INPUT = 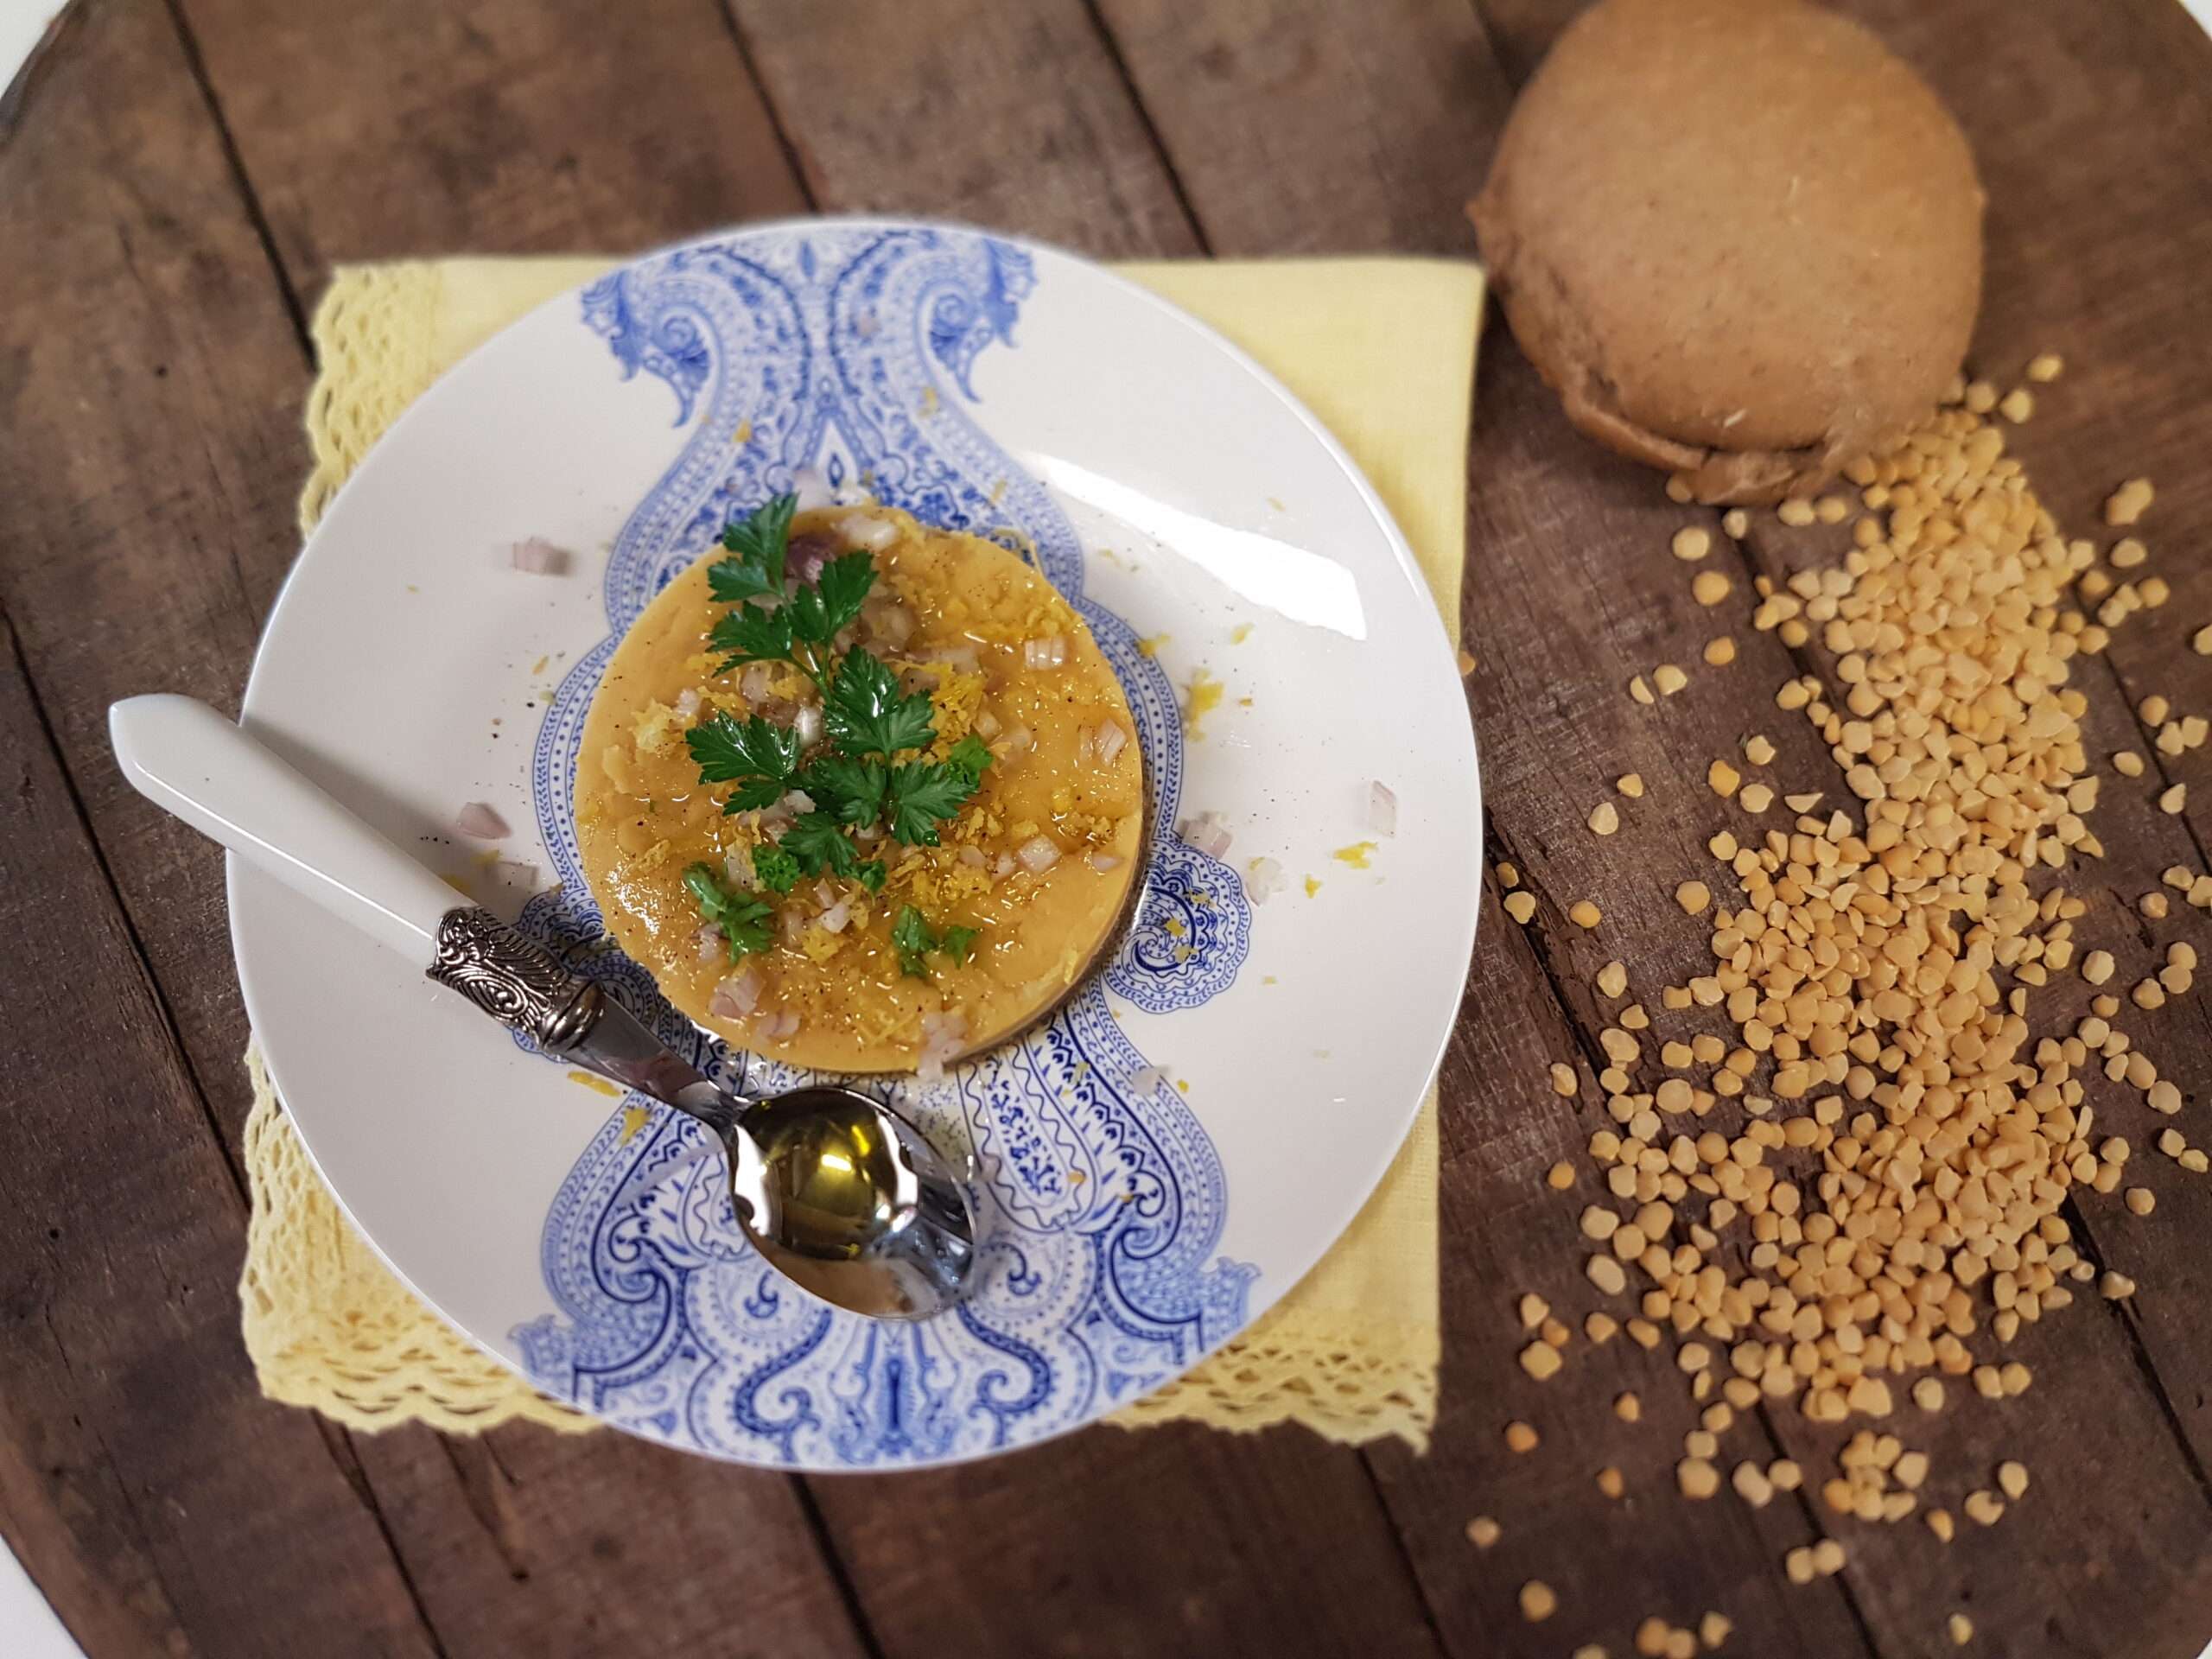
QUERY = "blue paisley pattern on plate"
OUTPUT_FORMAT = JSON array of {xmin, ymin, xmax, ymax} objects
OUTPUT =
[{"xmin": 510, "ymin": 226, "xmax": 1259, "ymax": 1467}]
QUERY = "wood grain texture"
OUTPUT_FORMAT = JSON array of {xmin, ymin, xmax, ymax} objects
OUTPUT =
[
  {"xmin": 171, "ymin": 0, "xmax": 810, "ymax": 295},
  {"xmin": 725, "ymin": 0, "xmax": 1203, "ymax": 257},
  {"xmin": 0, "ymin": 602, "xmax": 442, "ymax": 1658},
  {"xmin": 9, "ymin": 0, "xmax": 2212, "ymax": 1653}
]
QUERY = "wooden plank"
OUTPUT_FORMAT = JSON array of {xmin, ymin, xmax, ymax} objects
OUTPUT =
[
  {"xmin": 0, "ymin": 8, "xmax": 869, "ymax": 1656},
  {"xmin": 0, "ymin": 0, "xmax": 314, "ymax": 1154},
  {"xmin": 171, "ymin": 0, "xmax": 811, "ymax": 295},
  {"xmin": 726, "ymin": 0, "xmax": 1203, "ymax": 257},
  {"xmin": 0, "ymin": 610, "xmax": 442, "ymax": 1658},
  {"xmin": 339, "ymin": 1426, "xmax": 872, "ymax": 1659},
  {"xmin": 1101, "ymin": 0, "xmax": 2212, "ymax": 1651}
]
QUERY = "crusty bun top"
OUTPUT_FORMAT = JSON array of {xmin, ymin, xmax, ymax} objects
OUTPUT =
[{"xmin": 1471, "ymin": 0, "xmax": 1984, "ymax": 503}]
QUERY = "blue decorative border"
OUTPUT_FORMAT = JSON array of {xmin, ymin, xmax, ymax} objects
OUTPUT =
[{"xmin": 509, "ymin": 226, "xmax": 1258, "ymax": 1467}]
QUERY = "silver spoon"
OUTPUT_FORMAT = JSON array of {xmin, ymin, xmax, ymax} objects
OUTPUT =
[{"xmin": 109, "ymin": 694, "xmax": 978, "ymax": 1321}]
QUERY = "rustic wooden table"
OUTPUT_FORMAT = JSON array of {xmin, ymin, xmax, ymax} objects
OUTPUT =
[{"xmin": 6, "ymin": 2, "xmax": 2212, "ymax": 1655}]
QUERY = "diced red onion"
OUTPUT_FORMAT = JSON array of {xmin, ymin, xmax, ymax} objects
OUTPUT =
[
  {"xmin": 495, "ymin": 859, "xmax": 539, "ymax": 892},
  {"xmin": 957, "ymin": 845, "xmax": 987, "ymax": 868},
  {"xmin": 1244, "ymin": 856, "xmax": 1287, "ymax": 902},
  {"xmin": 709, "ymin": 964, "xmax": 763, "ymax": 1019},
  {"xmin": 454, "ymin": 801, "xmax": 511, "ymax": 840},
  {"xmin": 974, "ymin": 710, "xmax": 1001, "ymax": 740},
  {"xmin": 814, "ymin": 880, "xmax": 836, "ymax": 907},
  {"xmin": 788, "ymin": 530, "xmax": 839, "ymax": 586},
  {"xmin": 1023, "ymin": 636, "xmax": 1068, "ymax": 670},
  {"xmin": 779, "ymin": 906, "xmax": 804, "ymax": 943},
  {"xmin": 782, "ymin": 789, "xmax": 816, "ymax": 815},
  {"xmin": 1129, "ymin": 1065, "xmax": 1169, "ymax": 1095},
  {"xmin": 1094, "ymin": 721, "xmax": 1129, "ymax": 766},
  {"xmin": 994, "ymin": 854, "xmax": 1015, "ymax": 877},
  {"xmin": 1017, "ymin": 835, "xmax": 1061, "ymax": 874},
  {"xmin": 509, "ymin": 537, "xmax": 569, "ymax": 575},
  {"xmin": 820, "ymin": 899, "xmax": 852, "ymax": 935},
  {"xmin": 741, "ymin": 664, "xmax": 774, "ymax": 704},
  {"xmin": 791, "ymin": 467, "xmax": 835, "ymax": 512},
  {"xmin": 916, "ymin": 1009, "xmax": 969, "ymax": 1082},
  {"xmin": 1179, "ymin": 810, "xmax": 1231, "ymax": 860},
  {"xmin": 853, "ymin": 822, "xmax": 881, "ymax": 842},
  {"xmin": 674, "ymin": 688, "xmax": 702, "ymax": 720},
  {"xmin": 1087, "ymin": 854, "xmax": 1122, "ymax": 874},
  {"xmin": 867, "ymin": 602, "xmax": 916, "ymax": 651},
  {"xmin": 1001, "ymin": 725, "xmax": 1034, "ymax": 759},
  {"xmin": 696, "ymin": 925, "xmax": 725, "ymax": 965},
  {"xmin": 1369, "ymin": 779, "xmax": 1399, "ymax": 838},
  {"xmin": 724, "ymin": 847, "xmax": 756, "ymax": 888},
  {"xmin": 793, "ymin": 704, "xmax": 823, "ymax": 748},
  {"xmin": 836, "ymin": 512, "xmax": 900, "ymax": 552},
  {"xmin": 934, "ymin": 643, "xmax": 980, "ymax": 672},
  {"xmin": 1076, "ymin": 726, "xmax": 1095, "ymax": 765}
]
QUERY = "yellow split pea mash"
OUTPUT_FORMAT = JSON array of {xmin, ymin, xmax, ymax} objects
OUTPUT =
[{"xmin": 575, "ymin": 505, "xmax": 1144, "ymax": 1073}]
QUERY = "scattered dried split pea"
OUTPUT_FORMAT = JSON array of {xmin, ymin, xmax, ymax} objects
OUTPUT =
[
  {"xmin": 1615, "ymin": 1391, "xmax": 1642, "ymax": 1422},
  {"xmin": 2126, "ymin": 1186, "xmax": 2157, "ymax": 1216},
  {"xmin": 1503, "ymin": 891, "xmax": 1537, "ymax": 925},
  {"xmin": 1520, "ymin": 1580, "xmax": 1557, "ymax": 1623},
  {"xmin": 1518, "ymin": 1293, "xmax": 1549, "ymax": 1328},
  {"xmin": 1667, "ymin": 473, "xmax": 1694, "ymax": 504},
  {"xmin": 1598, "ymin": 1465, "xmax": 1625, "ymax": 1498},
  {"xmin": 1962, "ymin": 1491, "xmax": 2005, "ymax": 1527},
  {"xmin": 1963, "ymin": 379, "xmax": 1998, "ymax": 413},
  {"xmin": 1707, "ymin": 760, "xmax": 1740, "ymax": 797},
  {"xmin": 1738, "ymin": 783, "xmax": 1774, "ymax": 814},
  {"xmin": 1546, "ymin": 1160, "xmax": 1575, "ymax": 1190},
  {"xmin": 1520, "ymin": 1341, "xmax": 1562, "ymax": 1381},
  {"xmin": 2111, "ymin": 537, "xmax": 2148, "ymax": 569},
  {"xmin": 1777, "ymin": 499, "xmax": 1816, "ymax": 527},
  {"xmin": 1999, "ymin": 387, "xmax": 2034, "ymax": 423},
  {"xmin": 1550, "ymin": 1062, "xmax": 1580, "ymax": 1096},
  {"xmin": 1597, "ymin": 960, "xmax": 1628, "ymax": 997},
  {"xmin": 1466, "ymin": 1516, "xmax": 1500, "ymax": 1548},
  {"xmin": 2105, "ymin": 477, "xmax": 2155, "ymax": 525},
  {"xmin": 1690, "ymin": 570, "xmax": 1732, "ymax": 607},
  {"xmin": 1504, "ymin": 1420, "xmax": 1539, "ymax": 1452},
  {"xmin": 2194, "ymin": 624, "xmax": 2212, "ymax": 656},
  {"xmin": 1810, "ymin": 1540, "xmax": 1846, "ymax": 1576},
  {"xmin": 1673, "ymin": 527, "xmax": 1712, "ymax": 561},
  {"xmin": 1654, "ymin": 664, "xmax": 1689, "ymax": 696},
  {"xmin": 2027, "ymin": 352, "xmax": 2063, "ymax": 382},
  {"xmin": 1949, "ymin": 1612, "xmax": 1975, "ymax": 1646},
  {"xmin": 2159, "ymin": 784, "xmax": 2187, "ymax": 815},
  {"xmin": 1568, "ymin": 900, "xmax": 1603, "ymax": 929},
  {"xmin": 1704, "ymin": 636, "xmax": 1737, "ymax": 667},
  {"xmin": 2102, "ymin": 1271, "xmax": 2137, "ymax": 1299},
  {"xmin": 1497, "ymin": 862, "xmax": 1519, "ymax": 887},
  {"xmin": 1722, "ymin": 508, "xmax": 1750, "ymax": 537},
  {"xmin": 1677, "ymin": 1458, "xmax": 1719, "ymax": 1499},
  {"xmin": 2113, "ymin": 750, "xmax": 2145, "ymax": 777},
  {"xmin": 1618, "ymin": 773, "xmax": 1646, "ymax": 798},
  {"xmin": 1997, "ymin": 1461, "xmax": 2030, "ymax": 1500},
  {"xmin": 1630, "ymin": 674, "xmax": 1656, "ymax": 705},
  {"xmin": 1927, "ymin": 1510, "xmax": 1956, "ymax": 1543},
  {"xmin": 1590, "ymin": 801, "xmax": 1621, "ymax": 836},
  {"xmin": 1700, "ymin": 1612, "xmax": 1732, "ymax": 1649},
  {"xmin": 2142, "ymin": 694, "xmax": 2171, "ymax": 724},
  {"xmin": 1675, "ymin": 880, "xmax": 1712, "ymax": 915},
  {"xmin": 1743, "ymin": 734, "xmax": 1776, "ymax": 766},
  {"xmin": 2083, "ymin": 950, "xmax": 2115, "ymax": 985}
]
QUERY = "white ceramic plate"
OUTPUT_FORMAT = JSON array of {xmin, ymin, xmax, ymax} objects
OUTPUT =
[{"xmin": 236, "ymin": 219, "xmax": 1480, "ymax": 1469}]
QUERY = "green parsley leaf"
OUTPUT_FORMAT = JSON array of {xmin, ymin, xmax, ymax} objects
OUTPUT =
[
  {"xmin": 823, "ymin": 647, "xmax": 936, "ymax": 759},
  {"xmin": 709, "ymin": 603, "xmax": 793, "ymax": 670},
  {"xmin": 723, "ymin": 776, "xmax": 789, "ymax": 815},
  {"xmin": 709, "ymin": 494, "xmax": 797, "ymax": 601},
  {"xmin": 940, "ymin": 925, "xmax": 979, "ymax": 966},
  {"xmin": 884, "ymin": 760, "xmax": 979, "ymax": 845},
  {"xmin": 786, "ymin": 551, "xmax": 875, "ymax": 645},
  {"xmin": 749, "ymin": 842, "xmax": 802, "ymax": 894},
  {"xmin": 891, "ymin": 905, "xmax": 936, "ymax": 978},
  {"xmin": 782, "ymin": 811, "xmax": 862, "ymax": 880},
  {"xmin": 944, "ymin": 732, "xmax": 994, "ymax": 782},
  {"xmin": 683, "ymin": 862, "xmax": 776, "ymax": 958},
  {"xmin": 798, "ymin": 752, "xmax": 888, "ymax": 826},
  {"xmin": 687, "ymin": 712, "xmax": 801, "ymax": 787},
  {"xmin": 854, "ymin": 859, "xmax": 887, "ymax": 893}
]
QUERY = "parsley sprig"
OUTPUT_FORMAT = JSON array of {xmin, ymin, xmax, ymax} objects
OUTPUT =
[
  {"xmin": 681, "ymin": 495, "xmax": 996, "ymax": 943},
  {"xmin": 892, "ymin": 905, "xmax": 981, "ymax": 979},
  {"xmin": 683, "ymin": 863, "xmax": 776, "ymax": 959}
]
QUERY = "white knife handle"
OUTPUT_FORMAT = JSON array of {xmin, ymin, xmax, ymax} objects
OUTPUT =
[{"xmin": 108, "ymin": 693, "xmax": 463, "ymax": 961}]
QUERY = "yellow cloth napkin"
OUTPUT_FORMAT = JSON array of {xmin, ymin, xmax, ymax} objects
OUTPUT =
[{"xmin": 246, "ymin": 253, "xmax": 1483, "ymax": 1451}]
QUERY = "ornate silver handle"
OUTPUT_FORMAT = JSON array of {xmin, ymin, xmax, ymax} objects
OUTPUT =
[{"xmin": 426, "ymin": 906, "xmax": 603, "ymax": 1052}]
